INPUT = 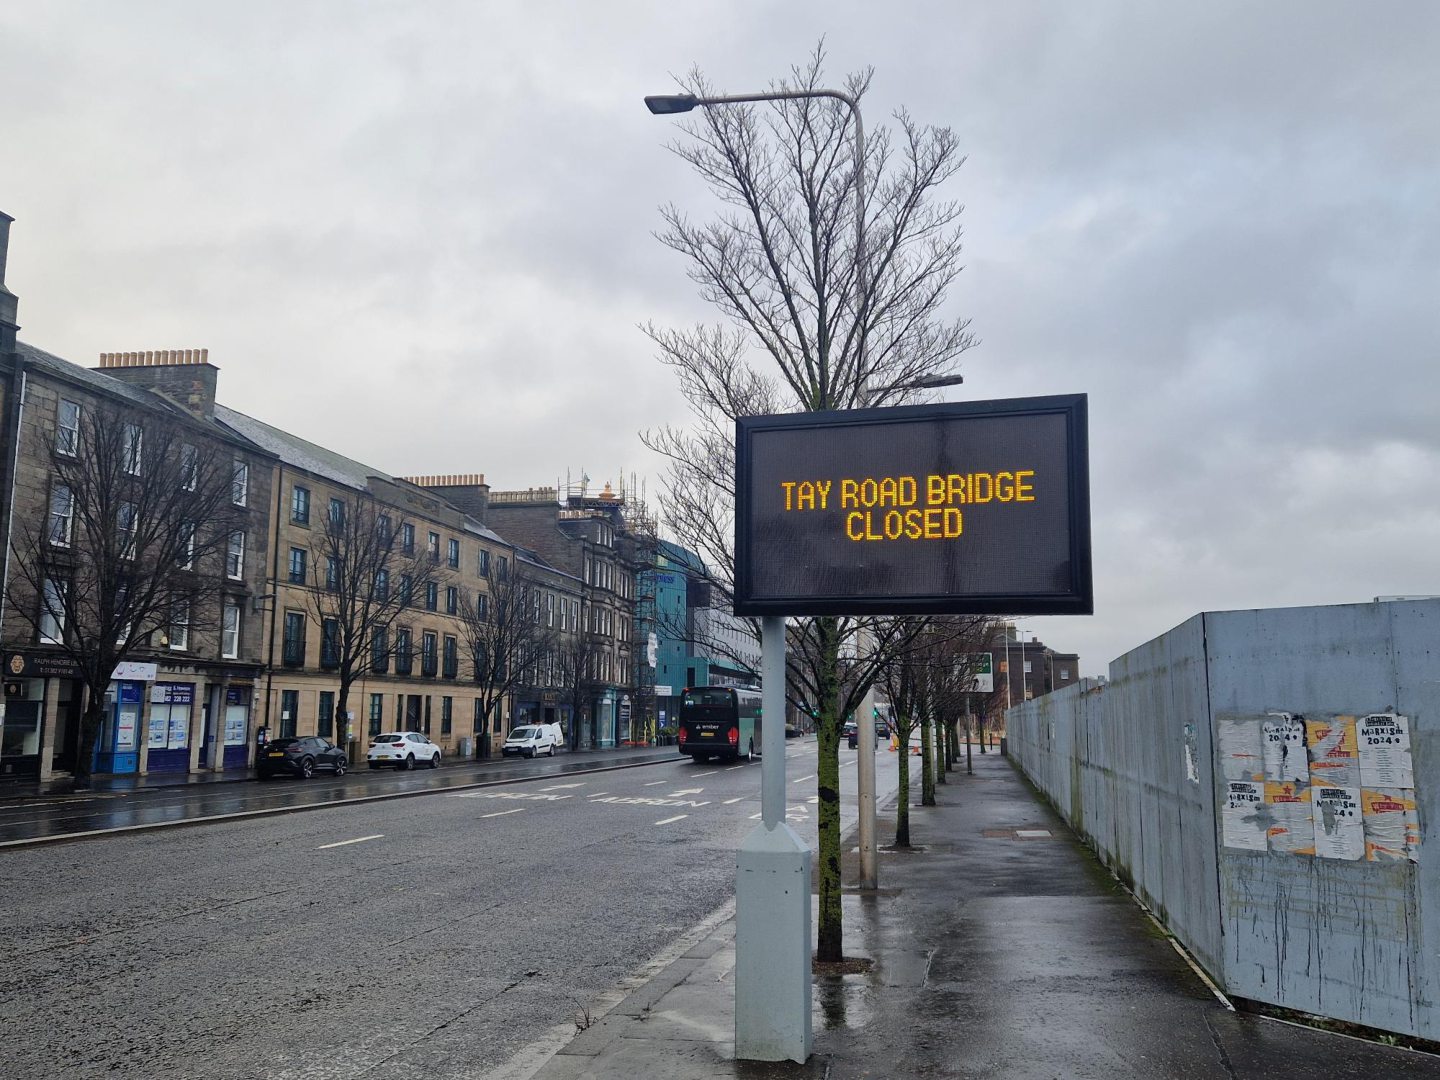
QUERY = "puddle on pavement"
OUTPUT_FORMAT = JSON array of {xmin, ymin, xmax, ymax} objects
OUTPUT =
[{"xmin": 813, "ymin": 972, "xmax": 875, "ymax": 1030}]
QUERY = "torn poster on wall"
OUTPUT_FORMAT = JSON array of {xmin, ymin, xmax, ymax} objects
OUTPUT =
[
  {"xmin": 1362, "ymin": 787, "xmax": 1420, "ymax": 862},
  {"xmin": 1313, "ymin": 786, "xmax": 1364, "ymax": 860},
  {"xmin": 1218, "ymin": 715, "xmax": 1264, "ymax": 781},
  {"xmin": 1265, "ymin": 781, "xmax": 1313, "ymax": 855},
  {"xmin": 1222, "ymin": 780, "xmax": 1267, "ymax": 851},
  {"xmin": 1217, "ymin": 713, "xmax": 1418, "ymax": 863},
  {"xmin": 1358, "ymin": 713, "xmax": 1413, "ymax": 788},
  {"xmin": 1263, "ymin": 712, "xmax": 1308, "ymax": 782}
]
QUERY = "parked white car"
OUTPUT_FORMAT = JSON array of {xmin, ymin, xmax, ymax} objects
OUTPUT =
[
  {"xmin": 366, "ymin": 731, "xmax": 442, "ymax": 770},
  {"xmin": 502, "ymin": 724, "xmax": 561, "ymax": 758}
]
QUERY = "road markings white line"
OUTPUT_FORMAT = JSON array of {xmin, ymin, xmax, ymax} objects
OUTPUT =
[
  {"xmin": 586, "ymin": 792, "xmax": 609, "ymax": 799},
  {"xmin": 317, "ymin": 834, "xmax": 383, "ymax": 849},
  {"xmin": 723, "ymin": 797, "xmax": 745, "ymax": 804},
  {"xmin": 691, "ymin": 771, "xmax": 718, "ymax": 777},
  {"xmin": 725, "ymin": 765, "xmax": 745, "ymax": 771},
  {"xmin": 668, "ymin": 788, "xmax": 704, "ymax": 796},
  {"xmin": 482, "ymin": 808, "xmax": 525, "ymax": 819},
  {"xmin": 539, "ymin": 783, "xmax": 585, "ymax": 791},
  {"xmin": 793, "ymin": 774, "xmax": 815, "ymax": 783},
  {"xmin": 643, "ymin": 780, "xmax": 666, "ymax": 787},
  {"xmin": 654, "ymin": 814, "xmax": 688, "ymax": 825}
]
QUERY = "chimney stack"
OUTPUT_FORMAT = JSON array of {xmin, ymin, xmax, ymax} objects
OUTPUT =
[
  {"xmin": 0, "ymin": 212, "xmax": 18, "ymax": 353},
  {"xmin": 97, "ymin": 347, "xmax": 220, "ymax": 419}
]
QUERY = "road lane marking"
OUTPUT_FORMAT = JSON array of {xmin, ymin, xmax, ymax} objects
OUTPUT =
[
  {"xmin": 539, "ymin": 783, "xmax": 585, "ymax": 791},
  {"xmin": 643, "ymin": 780, "xmax": 666, "ymax": 787},
  {"xmin": 654, "ymin": 815, "xmax": 688, "ymax": 825},
  {"xmin": 482, "ymin": 808, "xmax": 525, "ymax": 819},
  {"xmin": 725, "ymin": 765, "xmax": 745, "ymax": 771},
  {"xmin": 318, "ymin": 834, "xmax": 383, "ymax": 849},
  {"xmin": 691, "ymin": 771, "xmax": 718, "ymax": 777},
  {"xmin": 590, "ymin": 795, "xmax": 709, "ymax": 808},
  {"xmin": 449, "ymin": 791, "xmax": 573, "ymax": 802},
  {"xmin": 586, "ymin": 792, "xmax": 609, "ymax": 799},
  {"xmin": 668, "ymin": 788, "xmax": 704, "ymax": 796},
  {"xmin": 793, "ymin": 774, "xmax": 815, "ymax": 783},
  {"xmin": 723, "ymin": 797, "xmax": 745, "ymax": 804}
]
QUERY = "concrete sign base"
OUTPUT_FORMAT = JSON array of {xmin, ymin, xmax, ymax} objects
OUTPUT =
[{"xmin": 735, "ymin": 820, "xmax": 812, "ymax": 1062}]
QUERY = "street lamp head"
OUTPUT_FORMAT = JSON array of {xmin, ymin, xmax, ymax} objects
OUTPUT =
[{"xmin": 644, "ymin": 94, "xmax": 699, "ymax": 115}]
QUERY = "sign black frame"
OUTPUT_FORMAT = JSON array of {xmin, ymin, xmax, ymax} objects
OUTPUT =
[{"xmin": 733, "ymin": 394, "xmax": 1092, "ymax": 617}]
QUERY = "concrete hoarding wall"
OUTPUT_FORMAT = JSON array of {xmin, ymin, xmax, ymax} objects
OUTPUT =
[{"xmin": 1008, "ymin": 599, "xmax": 1439, "ymax": 1039}]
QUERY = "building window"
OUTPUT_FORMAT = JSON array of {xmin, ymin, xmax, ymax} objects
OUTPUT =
[
  {"xmin": 478, "ymin": 549, "xmax": 490, "ymax": 577},
  {"xmin": 396, "ymin": 628, "xmax": 413, "ymax": 675},
  {"xmin": 48, "ymin": 484, "xmax": 74, "ymax": 547},
  {"xmin": 441, "ymin": 696, "xmax": 453, "ymax": 735},
  {"xmin": 56, "ymin": 399, "xmax": 81, "ymax": 456},
  {"xmin": 280, "ymin": 689, "xmax": 299, "ymax": 739},
  {"xmin": 547, "ymin": 593, "xmax": 554, "ymax": 627},
  {"xmin": 476, "ymin": 594, "xmax": 488, "ymax": 621},
  {"xmin": 421, "ymin": 631, "xmax": 438, "ymax": 677},
  {"xmin": 473, "ymin": 698, "xmax": 485, "ymax": 733},
  {"xmin": 1060, "ymin": 668, "xmax": 1071, "ymax": 681},
  {"xmin": 326, "ymin": 555, "xmax": 340, "ymax": 592},
  {"xmin": 329, "ymin": 497, "xmax": 345, "ymax": 527},
  {"xmin": 291, "ymin": 485, "xmax": 310, "ymax": 525},
  {"xmin": 369, "ymin": 693, "xmax": 384, "ymax": 736},
  {"xmin": 39, "ymin": 578, "xmax": 65, "ymax": 643},
  {"xmin": 372, "ymin": 627, "xmax": 389, "ymax": 673},
  {"xmin": 177, "ymin": 520, "xmax": 195, "ymax": 569},
  {"xmin": 373, "ymin": 568, "xmax": 389, "ymax": 601},
  {"xmin": 445, "ymin": 586, "xmax": 458, "ymax": 615},
  {"xmin": 401, "ymin": 522, "xmax": 415, "ymax": 555},
  {"xmin": 425, "ymin": 581, "xmax": 438, "ymax": 611},
  {"xmin": 498, "ymin": 556, "xmax": 509, "ymax": 580},
  {"xmin": 231, "ymin": 460, "xmax": 248, "ymax": 506},
  {"xmin": 283, "ymin": 611, "xmax": 306, "ymax": 667},
  {"xmin": 169, "ymin": 599, "xmax": 190, "ymax": 651},
  {"xmin": 377, "ymin": 513, "xmax": 392, "ymax": 545},
  {"xmin": 226, "ymin": 530, "xmax": 245, "ymax": 579},
  {"xmin": 400, "ymin": 575, "xmax": 413, "ymax": 606},
  {"xmin": 288, "ymin": 547, "xmax": 307, "ymax": 585},
  {"xmin": 447, "ymin": 538, "xmax": 460, "ymax": 569},
  {"xmin": 427, "ymin": 531, "xmax": 440, "ymax": 562},
  {"xmin": 321, "ymin": 618, "xmax": 340, "ymax": 669},
  {"xmin": 180, "ymin": 444, "xmax": 197, "ymax": 490},
  {"xmin": 123, "ymin": 423, "xmax": 143, "ymax": 475},
  {"xmin": 442, "ymin": 635, "xmax": 458, "ymax": 679},
  {"xmin": 222, "ymin": 599, "xmax": 241, "ymax": 659},
  {"xmin": 319, "ymin": 691, "xmax": 335, "ymax": 739}
]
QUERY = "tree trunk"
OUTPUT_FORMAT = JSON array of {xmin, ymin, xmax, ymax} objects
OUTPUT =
[
  {"xmin": 894, "ymin": 720, "xmax": 911, "ymax": 847},
  {"xmin": 72, "ymin": 683, "xmax": 109, "ymax": 791},
  {"xmin": 935, "ymin": 709, "xmax": 947, "ymax": 786},
  {"xmin": 814, "ymin": 617, "xmax": 845, "ymax": 963},
  {"xmin": 920, "ymin": 702, "xmax": 936, "ymax": 807}
]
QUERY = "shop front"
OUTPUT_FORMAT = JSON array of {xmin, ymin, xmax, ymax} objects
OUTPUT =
[{"xmin": 0, "ymin": 650, "xmax": 84, "ymax": 779}]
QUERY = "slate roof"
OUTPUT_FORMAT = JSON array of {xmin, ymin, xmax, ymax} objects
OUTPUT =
[{"xmin": 214, "ymin": 403, "xmax": 391, "ymax": 491}]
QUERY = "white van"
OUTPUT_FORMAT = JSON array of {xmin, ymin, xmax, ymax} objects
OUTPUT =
[{"xmin": 502, "ymin": 723, "xmax": 562, "ymax": 758}]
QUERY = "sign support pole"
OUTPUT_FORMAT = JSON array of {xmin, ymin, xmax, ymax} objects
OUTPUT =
[{"xmin": 735, "ymin": 615, "xmax": 812, "ymax": 1063}]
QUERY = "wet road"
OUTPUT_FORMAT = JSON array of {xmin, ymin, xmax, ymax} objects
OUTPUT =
[
  {"xmin": 0, "ymin": 746, "xmax": 677, "ymax": 845},
  {"xmin": 1, "ymin": 738, "xmax": 901, "ymax": 1079}
]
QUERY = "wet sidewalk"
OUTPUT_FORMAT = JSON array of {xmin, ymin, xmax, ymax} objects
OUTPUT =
[{"xmin": 519, "ymin": 752, "xmax": 1440, "ymax": 1079}]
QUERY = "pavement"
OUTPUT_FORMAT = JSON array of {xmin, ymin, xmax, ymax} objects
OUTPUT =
[{"xmin": 514, "ymin": 750, "xmax": 1440, "ymax": 1080}]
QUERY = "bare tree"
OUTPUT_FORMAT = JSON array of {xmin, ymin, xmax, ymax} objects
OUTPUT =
[
  {"xmin": 7, "ymin": 401, "xmax": 242, "ymax": 788},
  {"xmin": 555, "ymin": 628, "xmax": 607, "ymax": 750},
  {"xmin": 643, "ymin": 44, "xmax": 975, "ymax": 961},
  {"xmin": 459, "ymin": 561, "xmax": 559, "ymax": 746},
  {"xmin": 304, "ymin": 494, "xmax": 445, "ymax": 750}
]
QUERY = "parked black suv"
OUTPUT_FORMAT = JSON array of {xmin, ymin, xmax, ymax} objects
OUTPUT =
[{"xmin": 257, "ymin": 736, "xmax": 348, "ymax": 780}]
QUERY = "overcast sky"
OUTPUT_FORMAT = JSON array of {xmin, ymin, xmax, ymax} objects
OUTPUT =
[{"xmin": 3, "ymin": 2, "xmax": 1436, "ymax": 675}]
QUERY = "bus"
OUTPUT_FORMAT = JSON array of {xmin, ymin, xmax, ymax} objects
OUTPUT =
[{"xmin": 677, "ymin": 687, "xmax": 762, "ymax": 761}]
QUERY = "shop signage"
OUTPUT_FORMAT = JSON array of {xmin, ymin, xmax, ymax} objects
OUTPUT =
[
  {"xmin": 114, "ymin": 661, "xmax": 158, "ymax": 681},
  {"xmin": 5, "ymin": 651, "xmax": 82, "ymax": 680},
  {"xmin": 734, "ymin": 395, "xmax": 1092, "ymax": 616}
]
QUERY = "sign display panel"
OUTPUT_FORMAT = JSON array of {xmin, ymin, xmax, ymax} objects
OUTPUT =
[{"xmin": 734, "ymin": 395, "xmax": 1091, "ymax": 616}]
